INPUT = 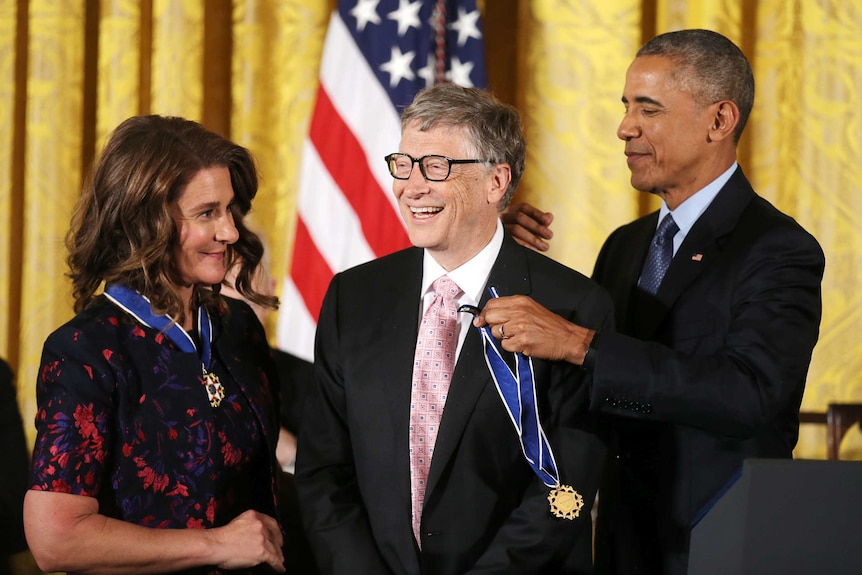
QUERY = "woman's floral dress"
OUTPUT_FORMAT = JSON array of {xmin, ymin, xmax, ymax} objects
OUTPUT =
[{"xmin": 30, "ymin": 296, "xmax": 281, "ymax": 573}]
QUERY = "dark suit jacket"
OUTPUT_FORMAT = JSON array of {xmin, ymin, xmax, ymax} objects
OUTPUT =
[
  {"xmin": 271, "ymin": 348, "xmax": 314, "ymax": 436},
  {"xmin": 296, "ymin": 235, "xmax": 614, "ymax": 575},
  {"xmin": 590, "ymin": 167, "xmax": 824, "ymax": 575},
  {"xmin": 268, "ymin": 348, "xmax": 319, "ymax": 575},
  {"xmin": 0, "ymin": 357, "xmax": 29, "ymax": 565}
]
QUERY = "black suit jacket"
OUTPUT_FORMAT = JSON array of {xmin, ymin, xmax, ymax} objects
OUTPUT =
[
  {"xmin": 0, "ymin": 357, "xmax": 29, "ymax": 564},
  {"xmin": 271, "ymin": 348, "xmax": 314, "ymax": 435},
  {"xmin": 590, "ymin": 167, "xmax": 824, "ymax": 575},
  {"xmin": 296, "ymin": 235, "xmax": 614, "ymax": 575}
]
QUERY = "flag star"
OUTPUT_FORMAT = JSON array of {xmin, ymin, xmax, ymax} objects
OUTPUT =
[
  {"xmin": 417, "ymin": 53, "xmax": 436, "ymax": 86},
  {"xmin": 387, "ymin": 0, "xmax": 422, "ymax": 36},
  {"xmin": 448, "ymin": 7, "xmax": 482, "ymax": 47},
  {"xmin": 350, "ymin": 0, "xmax": 381, "ymax": 33},
  {"xmin": 446, "ymin": 56, "xmax": 475, "ymax": 87},
  {"xmin": 380, "ymin": 45, "xmax": 416, "ymax": 87}
]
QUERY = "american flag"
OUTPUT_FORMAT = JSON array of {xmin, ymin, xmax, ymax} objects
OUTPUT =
[{"xmin": 277, "ymin": 0, "xmax": 487, "ymax": 360}]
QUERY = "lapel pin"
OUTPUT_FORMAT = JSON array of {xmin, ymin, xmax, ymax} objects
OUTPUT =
[{"xmin": 691, "ymin": 253, "xmax": 703, "ymax": 262}]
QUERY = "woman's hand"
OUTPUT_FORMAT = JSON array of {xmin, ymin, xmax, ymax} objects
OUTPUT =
[
  {"xmin": 208, "ymin": 509, "xmax": 285, "ymax": 572},
  {"xmin": 24, "ymin": 489, "xmax": 286, "ymax": 574}
]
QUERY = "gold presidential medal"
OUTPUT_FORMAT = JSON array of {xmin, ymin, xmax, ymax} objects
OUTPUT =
[
  {"xmin": 203, "ymin": 369, "xmax": 225, "ymax": 407},
  {"xmin": 548, "ymin": 484, "xmax": 584, "ymax": 520}
]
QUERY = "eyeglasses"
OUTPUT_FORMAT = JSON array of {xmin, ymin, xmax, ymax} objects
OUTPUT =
[{"xmin": 384, "ymin": 153, "xmax": 495, "ymax": 182}]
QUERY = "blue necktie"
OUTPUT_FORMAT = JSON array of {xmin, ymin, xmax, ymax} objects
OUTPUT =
[{"xmin": 638, "ymin": 214, "xmax": 679, "ymax": 295}]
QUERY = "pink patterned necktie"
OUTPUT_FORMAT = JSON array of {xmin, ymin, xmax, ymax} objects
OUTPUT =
[{"xmin": 409, "ymin": 275, "xmax": 463, "ymax": 545}]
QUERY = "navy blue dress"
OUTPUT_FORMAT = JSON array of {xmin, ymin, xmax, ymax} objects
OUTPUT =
[{"xmin": 30, "ymin": 295, "xmax": 281, "ymax": 574}]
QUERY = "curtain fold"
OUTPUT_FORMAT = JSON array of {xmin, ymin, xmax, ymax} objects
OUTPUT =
[
  {"xmin": 150, "ymin": 0, "xmax": 203, "ymax": 118},
  {"xmin": 517, "ymin": 0, "xmax": 641, "ymax": 274},
  {"xmin": 17, "ymin": 1, "xmax": 87, "ymax": 442},
  {"xmin": 0, "ymin": 1, "xmax": 20, "ymax": 363},
  {"xmin": 749, "ymin": 0, "xmax": 862, "ymax": 458},
  {"xmin": 1, "ymin": 0, "xmax": 860, "ymax": 459},
  {"xmin": 230, "ymin": 0, "xmax": 331, "ymax": 336},
  {"xmin": 97, "ymin": 0, "xmax": 145, "ymax": 141}
]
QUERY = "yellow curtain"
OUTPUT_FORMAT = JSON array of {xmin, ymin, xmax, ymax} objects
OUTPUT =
[
  {"xmin": 230, "ymin": 0, "xmax": 333, "ymax": 319},
  {"xmin": 748, "ymin": 0, "xmax": 862, "ymax": 458},
  {"xmin": 2, "ymin": 0, "xmax": 860, "ymax": 463},
  {"xmin": 15, "ymin": 1, "xmax": 87, "ymax": 454},
  {"xmin": 516, "ymin": 0, "xmax": 642, "ymax": 274},
  {"xmin": 0, "ymin": 2, "xmax": 18, "ymax": 364}
]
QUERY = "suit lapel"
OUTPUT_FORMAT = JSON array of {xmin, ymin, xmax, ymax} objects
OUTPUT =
[
  {"xmin": 379, "ymin": 251, "xmax": 424, "ymax": 442},
  {"xmin": 641, "ymin": 167, "xmax": 756, "ymax": 336},
  {"xmin": 426, "ymin": 237, "xmax": 531, "ymax": 496},
  {"xmin": 614, "ymin": 215, "xmax": 657, "ymax": 336},
  {"xmin": 351, "ymin": 250, "xmax": 424, "ymax": 573},
  {"xmin": 379, "ymin": 251, "xmax": 425, "ymax": 538}
]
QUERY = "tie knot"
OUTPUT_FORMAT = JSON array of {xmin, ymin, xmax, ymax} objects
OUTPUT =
[
  {"xmin": 655, "ymin": 214, "xmax": 679, "ymax": 245},
  {"xmin": 431, "ymin": 275, "xmax": 463, "ymax": 302}
]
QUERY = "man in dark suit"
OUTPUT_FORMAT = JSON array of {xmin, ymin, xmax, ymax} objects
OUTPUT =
[
  {"xmin": 295, "ymin": 83, "xmax": 613, "ymax": 575},
  {"xmin": 481, "ymin": 30, "xmax": 824, "ymax": 575},
  {"xmin": 1, "ymin": 357, "xmax": 29, "ymax": 575}
]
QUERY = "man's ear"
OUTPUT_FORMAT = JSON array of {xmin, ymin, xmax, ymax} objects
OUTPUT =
[
  {"xmin": 488, "ymin": 163, "xmax": 511, "ymax": 204},
  {"xmin": 708, "ymin": 100, "xmax": 740, "ymax": 142}
]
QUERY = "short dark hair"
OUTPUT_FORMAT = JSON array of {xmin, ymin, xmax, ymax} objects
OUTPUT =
[
  {"xmin": 638, "ymin": 29, "xmax": 755, "ymax": 142},
  {"xmin": 400, "ymin": 83, "xmax": 525, "ymax": 207},
  {"xmin": 66, "ymin": 115, "xmax": 276, "ymax": 324}
]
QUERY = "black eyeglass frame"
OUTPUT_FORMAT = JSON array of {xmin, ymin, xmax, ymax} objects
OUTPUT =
[{"xmin": 384, "ymin": 153, "xmax": 495, "ymax": 182}]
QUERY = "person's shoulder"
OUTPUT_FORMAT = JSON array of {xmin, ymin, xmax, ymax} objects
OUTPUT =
[
  {"xmin": 221, "ymin": 292, "xmax": 257, "ymax": 320},
  {"xmin": 519, "ymin": 243, "xmax": 590, "ymax": 281},
  {"xmin": 0, "ymin": 356, "xmax": 11, "ymax": 384},
  {"xmin": 218, "ymin": 296, "xmax": 270, "ymax": 342},
  {"xmin": 741, "ymin": 195, "xmax": 823, "ymax": 256},
  {"xmin": 516, "ymin": 242, "xmax": 612, "ymax": 300},
  {"xmin": 44, "ymin": 296, "xmax": 126, "ymax": 344},
  {"xmin": 747, "ymin": 194, "xmax": 813, "ymax": 231},
  {"xmin": 0, "ymin": 357, "xmax": 13, "ymax": 402},
  {"xmin": 272, "ymin": 348, "xmax": 314, "ymax": 381},
  {"xmin": 39, "ymin": 297, "xmax": 136, "ymax": 372},
  {"xmin": 607, "ymin": 210, "xmax": 657, "ymax": 240},
  {"xmin": 331, "ymin": 246, "xmax": 421, "ymax": 289}
]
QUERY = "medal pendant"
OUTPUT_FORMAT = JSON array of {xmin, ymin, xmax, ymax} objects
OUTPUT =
[
  {"xmin": 548, "ymin": 484, "xmax": 584, "ymax": 520},
  {"xmin": 203, "ymin": 370, "xmax": 225, "ymax": 407}
]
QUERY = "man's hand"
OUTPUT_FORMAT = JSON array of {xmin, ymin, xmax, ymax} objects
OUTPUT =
[
  {"xmin": 501, "ymin": 203, "xmax": 554, "ymax": 252},
  {"xmin": 473, "ymin": 295, "xmax": 592, "ymax": 366}
]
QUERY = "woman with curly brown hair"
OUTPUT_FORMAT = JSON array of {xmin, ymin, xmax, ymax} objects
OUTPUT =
[{"xmin": 23, "ymin": 115, "xmax": 285, "ymax": 574}]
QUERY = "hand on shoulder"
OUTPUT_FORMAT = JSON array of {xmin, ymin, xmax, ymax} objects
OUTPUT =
[{"xmin": 501, "ymin": 202, "xmax": 554, "ymax": 252}]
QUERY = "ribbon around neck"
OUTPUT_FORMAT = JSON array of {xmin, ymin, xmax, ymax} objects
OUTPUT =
[
  {"xmin": 103, "ymin": 284, "xmax": 214, "ymax": 370},
  {"xmin": 460, "ymin": 287, "xmax": 561, "ymax": 488}
]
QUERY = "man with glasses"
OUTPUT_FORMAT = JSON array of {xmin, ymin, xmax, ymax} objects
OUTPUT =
[{"xmin": 296, "ymin": 83, "xmax": 613, "ymax": 575}]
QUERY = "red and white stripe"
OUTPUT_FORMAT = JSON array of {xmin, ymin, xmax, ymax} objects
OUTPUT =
[{"xmin": 277, "ymin": 11, "xmax": 410, "ymax": 361}]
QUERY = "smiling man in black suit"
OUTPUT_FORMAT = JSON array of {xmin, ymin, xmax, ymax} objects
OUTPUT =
[{"xmin": 296, "ymin": 83, "xmax": 613, "ymax": 575}]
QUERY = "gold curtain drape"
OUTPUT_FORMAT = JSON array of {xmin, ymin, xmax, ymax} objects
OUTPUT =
[{"xmin": 2, "ymin": 0, "xmax": 860, "ymax": 464}]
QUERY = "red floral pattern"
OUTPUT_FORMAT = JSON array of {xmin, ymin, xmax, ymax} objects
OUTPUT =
[{"xmin": 30, "ymin": 297, "xmax": 280, "ymax": 555}]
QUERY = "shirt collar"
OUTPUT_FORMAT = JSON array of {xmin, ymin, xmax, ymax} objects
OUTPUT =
[
  {"xmin": 659, "ymin": 162, "xmax": 737, "ymax": 253},
  {"xmin": 420, "ymin": 219, "xmax": 504, "ymax": 307}
]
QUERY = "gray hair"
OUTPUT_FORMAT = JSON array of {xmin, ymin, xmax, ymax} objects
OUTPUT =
[
  {"xmin": 638, "ymin": 29, "xmax": 755, "ymax": 142},
  {"xmin": 400, "ymin": 83, "xmax": 525, "ymax": 207}
]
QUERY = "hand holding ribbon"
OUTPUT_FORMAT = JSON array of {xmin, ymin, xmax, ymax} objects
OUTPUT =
[{"xmin": 460, "ymin": 288, "xmax": 584, "ymax": 519}]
